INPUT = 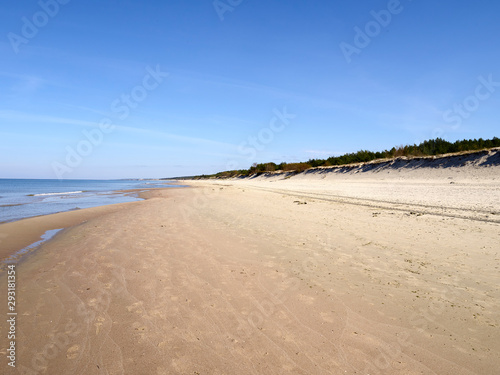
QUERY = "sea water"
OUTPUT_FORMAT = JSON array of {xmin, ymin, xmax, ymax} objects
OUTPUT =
[{"xmin": 0, "ymin": 179, "xmax": 182, "ymax": 223}]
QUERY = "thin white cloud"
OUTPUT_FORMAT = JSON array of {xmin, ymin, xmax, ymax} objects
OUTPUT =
[
  {"xmin": 0, "ymin": 110, "xmax": 238, "ymax": 150},
  {"xmin": 102, "ymin": 140, "xmax": 240, "ymax": 159},
  {"xmin": 0, "ymin": 72, "xmax": 46, "ymax": 97},
  {"xmin": 171, "ymin": 68, "xmax": 358, "ymax": 112}
]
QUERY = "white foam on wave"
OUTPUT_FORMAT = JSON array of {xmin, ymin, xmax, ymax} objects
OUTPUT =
[{"xmin": 32, "ymin": 191, "xmax": 83, "ymax": 196}]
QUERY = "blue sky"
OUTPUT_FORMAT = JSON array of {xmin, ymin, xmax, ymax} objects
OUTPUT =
[{"xmin": 1, "ymin": 0, "xmax": 499, "ymax": 179}]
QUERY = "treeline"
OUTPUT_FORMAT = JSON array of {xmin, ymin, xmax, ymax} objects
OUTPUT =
[{"xmin": 197, "ymin": 137, "xmax": 500, "ymax": 179}]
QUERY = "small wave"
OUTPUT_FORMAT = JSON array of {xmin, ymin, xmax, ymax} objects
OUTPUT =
[{"xmin": 28, "ymin": 191, "xmax": 84, "ymax": 197}]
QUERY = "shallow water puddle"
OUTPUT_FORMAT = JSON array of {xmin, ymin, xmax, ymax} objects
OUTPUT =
[{"xmin": 2, "ymin": 228, "xmax": 63, "ymax": 266}]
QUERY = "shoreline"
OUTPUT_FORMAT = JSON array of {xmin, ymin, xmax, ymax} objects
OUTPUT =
[
  {"xmin": 0, "ymin": 176, "xmax": 498, "ymax": 373},
  {"xmin": 2, "ymin": 228, "xmax": 64, "ymax": 270},
  {"xmin": 0, "ymin": 179, "xmax": 185, "ymax": 225},
  {"xmin": 0, "ymin": 187, "xmax": 188, "ymax": 265}
]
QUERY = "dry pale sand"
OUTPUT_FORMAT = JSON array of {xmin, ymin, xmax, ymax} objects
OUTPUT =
[{"xmin": 0, "ymin": 165, "xmax": 499, "ymax": 374}]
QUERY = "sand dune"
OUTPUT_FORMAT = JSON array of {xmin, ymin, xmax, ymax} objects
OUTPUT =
[
  {"xmin": 245, "ymin": 147, "xmax": 500, "ymax": 181},
  {"xmin": 222, "ymin": 148, "xmax": 500, "ymax": 224}
]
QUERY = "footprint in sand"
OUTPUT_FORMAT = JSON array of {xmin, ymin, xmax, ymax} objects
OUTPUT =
[
  {"xmin": 95, "ymin": 316, "xmax": 106, "ymax": 334},
  {"xmin": 126, "ymin": 301, "xmax": 144, "ymax": 314},
  {"xmin": 66, "ymin": 345, "xmax": 80, "ymax": 359},
  {"xmin": 320, "ymin": 312, "xmax": 335, "ymax": 323}
]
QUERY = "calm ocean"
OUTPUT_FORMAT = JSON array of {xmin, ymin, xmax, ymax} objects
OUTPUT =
[{"xmin": 0, "ymin": 179, "xmax": 183, "ymax": 223}]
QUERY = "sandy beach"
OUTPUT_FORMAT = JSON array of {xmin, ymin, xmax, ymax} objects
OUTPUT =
[{"xmin": 1, "ymin": 160, "xmax": 499, "ymax": 374}]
